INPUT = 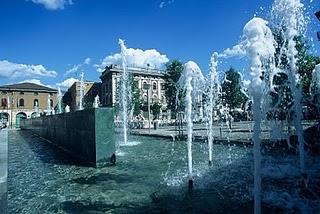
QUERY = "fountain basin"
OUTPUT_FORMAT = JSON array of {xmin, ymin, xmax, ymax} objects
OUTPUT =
[{"xmin": 20, "ymin": 108, "xmax": 115, "ymax": 166}]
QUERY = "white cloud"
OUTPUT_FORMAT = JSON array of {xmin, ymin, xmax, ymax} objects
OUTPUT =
[
  {"xmin": 0, "ymin": 60, "xmax": 57, "ymax": 79},
  {"xmin": 218, "ymin": 44, "xmax": 246, "ymax": 59},
  {"xmin": 159, "ymin": 0, "xmax": 174, "ymax": 8},
  {"xmin": 84, "ymin": 57, "xmax": 91, "ymax": 65},
  {"xmin": 56, "ymin": 77, "xmax": 78, "ymax": 89},
  {"xmin": 28, "ymin": 0, "xmax": 73, "ymax": 10},
  {"xmin": 19, "ymin": 79, "xmax": 55, "ymax": 89},
  {"xmin": 96, "ymin": 48, "xmax": 169, "ymax": 72},
  {"xmin": 64, "ymin": 57, "xmax": 91, "ymax": 75}
]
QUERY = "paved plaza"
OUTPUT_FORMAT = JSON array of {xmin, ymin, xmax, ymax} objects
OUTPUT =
[{"xmin": 129, "ymin": 120, "xmax": 318, "ymax": 143}]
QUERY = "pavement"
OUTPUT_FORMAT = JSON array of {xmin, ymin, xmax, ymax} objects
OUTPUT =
[
  {"xmin": 126, "ymin": 120, "xmax": 318, "ymax": 144},
  {"xmin": 0, "ymin": 128, "xmax": 7, "ymax": 214}
]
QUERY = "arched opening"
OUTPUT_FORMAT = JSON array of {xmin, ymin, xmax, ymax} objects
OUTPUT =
[
  {"xmin": 153, "ymin": 82, "xmax": 157, "ymax": 91},
  {"xmin": 16, "ymin": 112, "xmax": 27, "ymax": 128},
  {"xmin": 1, "ymin": 98, "xmax": 7, "ymax": 109},
  {"xmin": 50, "ymin": 99, "xmax": 53, "ymax": 107},
  {"xmin": 152, "ymin": 95, "xmax": 158, "ymax": 104},
  {"xmin": 31, "ymin": 112, "xmax": 38, "ymax": 118},
  {"xmin": 19, "ymin": 98, "xmax": 25, "ymax": 107},
  {"xmin": 34, "ymin": 99, "xmax": 39, "ymax": 107},
  {"xmin": 0, "ymin": 112, "xmax": 9, "ymax": 125}
]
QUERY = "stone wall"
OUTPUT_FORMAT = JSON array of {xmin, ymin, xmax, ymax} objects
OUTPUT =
[{"xmin": 20, "ymin": 108, "xmax": 115, "ymax": 165}]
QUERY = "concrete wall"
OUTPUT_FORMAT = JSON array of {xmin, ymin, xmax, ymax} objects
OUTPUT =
[{"xmin": 20, "ymin": 108, "xmax": 115, "ymax": 165}]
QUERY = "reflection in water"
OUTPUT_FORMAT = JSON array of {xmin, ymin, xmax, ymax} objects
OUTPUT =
[{"xmin": 8, "ymin": 130, "xmax": 320, "ymax": 213}]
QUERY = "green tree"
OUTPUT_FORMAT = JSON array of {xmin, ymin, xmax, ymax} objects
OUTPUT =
[
  {"xmin": 221, "ymin": 68, "xmax": 247, "ymax": 110},
  {"xmin": 151, "ymin": 102, "xmax": 162, "ymax": 119},
  {"xmin": 163, "ymin": 60, "xmax": 184, "ymax": 118}
]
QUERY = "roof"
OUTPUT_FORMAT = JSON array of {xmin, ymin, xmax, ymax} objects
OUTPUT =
[
  {"xmin": 100, "ymin": 64, "xmax": 165, "ymax": 79},
  {"xmin": 0, "ymin": 82, "xmax": 57, "ymax": 92}
]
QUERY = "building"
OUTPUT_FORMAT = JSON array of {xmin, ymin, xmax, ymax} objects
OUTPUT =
[
  {"xmin": 0, "ymin": 82, "xmax": 58, "ymax": 127},
  {"xmin": 63, "ymin": 81, "xmax": 101, "ymax": 112},
  {"xmin": 100, "ymin": 64, "xmax": 168, "ymax": 119}
]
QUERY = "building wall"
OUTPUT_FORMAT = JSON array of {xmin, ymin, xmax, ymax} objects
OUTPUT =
[
  {"xmin": 0, "ymin": 90, "xmax": 57, "ymax": 126},
  {"xmin": 65, "ymin": 81, "xmax": 96, "ymax": 112}
]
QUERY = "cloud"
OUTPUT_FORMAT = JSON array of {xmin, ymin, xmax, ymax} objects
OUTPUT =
[
  {"xmin": 96, "ymin": 48, "xmax": 169, "ymax": 72},
  {"xmin": 218, "ymin": 44, "xmax": 246, "ymax": 59},
  {"xmin": 84, "ymin": 57, "xmax": 91, "ymax": 65},
  {"xmin": 159, "ymin": 0, "xmax": 174, "ymax": 8},
  {"xmin": 65, "ymin": 57, "xmax": 91, "ymax": 75},
  {"xmin": 56, "ymin": 77, "xmax": 78, "ymax": 89},
  {"xmin": 0, "ymin": 60, "xmax": 57, "ymax": 80},
  {"xmin": 19, "ymin": 79, "xmax": 54, "ymax": 88},
  {"xmin": 28, "ymin": 0, "xmax": 73, "ymax": 10}
]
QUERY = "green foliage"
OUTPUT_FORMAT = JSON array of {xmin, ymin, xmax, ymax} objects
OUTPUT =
[
  {"xmin": 163, "ymin": 60, "xmax": 185, "ymax": 117},
  {"xmin": 151, "ymin": 102, "xmax": 162, "ymax": 119},
  {"xmin": 221, "ymin": 68, "xmax": 247, "ymax": 110}
]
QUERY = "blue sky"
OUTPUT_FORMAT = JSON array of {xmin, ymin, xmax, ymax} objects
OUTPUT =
[{"xmin": 0, "ymin": 0, "xmax": 319, "ymax": 89}]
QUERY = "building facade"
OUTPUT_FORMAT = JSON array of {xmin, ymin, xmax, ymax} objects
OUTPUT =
[
  {"xmin": 0, "ymin": 83, "xmax": 58, "ymax": 127},
  {"xmin": 63, "ymin": 81, "xmax": 101, "ymax": 112},
  {"xmin": 100, "ymin": 64, "xmax": 168, "ymax": 119}
]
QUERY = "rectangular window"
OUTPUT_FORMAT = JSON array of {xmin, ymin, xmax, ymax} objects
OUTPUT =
[
  {"xmin": 20, "ymin": 92, "xmax": 24, "ymax": 95},
  {"xmin": 34, "ymin": 92, "xmax": 39, "ymax": 95}
]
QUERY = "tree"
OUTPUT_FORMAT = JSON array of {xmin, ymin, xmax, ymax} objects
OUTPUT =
[
  {"xmin": 151, "ymin": 102, "xmax": 162, "ymax": 120},
  {"xmin": 131, "ymin": 78, "xmax": 143, "ymax": 116},
  {"xmin": 221, "ymin": 68, "xmax": 248, "ymax": 110},
  {"xmin": 163, "ymin": 60, "xmax": 184, "ymax": 118}
]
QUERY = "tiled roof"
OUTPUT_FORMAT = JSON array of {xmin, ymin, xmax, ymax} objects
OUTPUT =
[{"xmin": 0, "ymin": 83, "xmax": 57, "ymax": 92}]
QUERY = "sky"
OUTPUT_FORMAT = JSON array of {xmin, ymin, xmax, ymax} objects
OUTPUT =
[{"xmin": 0, "ymin": 0, "xmax": 319, "ymax": 90}]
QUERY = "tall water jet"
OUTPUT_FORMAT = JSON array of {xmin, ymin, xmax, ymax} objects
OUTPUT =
[
  {"xmin": 57, "ymin": 87, "xmax": 62, "ymax": 114},
  {"xmin": 65, "ymin": 105, "xmax": 70, "ymax": 113},
  {"xmin": 34, "ymin": 100, "xmax": 39, "ymax": 117},
  {"xmin": 47, "ymin": 94, "xmax": 51, "ymax": 115},
  {"xmin": 93, "ymin": 95, "xmax": 100, "ymax": 108},
  {"xmin": 178, "ymin": 61, "xmax": 205, "ymax": 190},
  {"xmin": 311, "ymin": 64, "xmax": 320, "ymax": 112},
  {"xmin": 207, "ymin": 53, "xmax": 220, "ymax": 165},
  {"xmin": 271, "ymin": 0, "xmax": 307, "ymax": 174},
  {"xmin": 119, "ymin": 39, "xmax": 129, "ymax": 145},
  {"xmin": 79, "ymin": 72, "xmax": 84, "ymax": 111},
  {"xmin": 243, "ymin": 17, "xmax": 276, "ymax": 214}
]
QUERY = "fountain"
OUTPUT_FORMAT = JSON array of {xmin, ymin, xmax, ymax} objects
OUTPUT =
[
  {"xmin": 219, "ymin": 16, "xmax": 276, "ymax": 214},
  {"xmin": 47, "ymin": 94, "xmax": 51, "ymax": 115},
  {"xmin": 119, "ymin": 39, "xmax": 129, "ymax": 146},
  {"xmin": 311, "ymin": 64, "xmax": 320, "ymax": 112},
  {"xmin": 57, "ymin": 87, "xmax": 63, "ymax": 114},
  {"xmin": 79, "ymin": 72, "xmax": 84, "ymax": 111},
  {"xmin": 93, "ymin": 95, "xmax": 100, "ymax": 108},
  {"xmin": 178, "ymin": 61, "xmax": 205, "ymax": 190},
  {"xmin": 34, "ymin": 100, "xmax": 39, "ymax": 117},
  {"xmin": 65, "ymin": 105, "xmax": 70, "ymax": 113},
  {"xmin": 271, "ymin": 0, "xmax": 308, "ymax": 175},
  {"xmin": 207, "ymin": 53, "xmax": 220, "ymax": 165}
]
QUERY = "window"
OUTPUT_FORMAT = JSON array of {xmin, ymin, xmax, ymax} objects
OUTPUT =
[
  {"xmin": 1, "ymin": 98, "xmax": 7, "ymax": 107},
  {"xmin": 1, "ymin": 91, "xmax": 7, "ymax": 95},
  {"xmin": 34, "ymin": 99, "xmax": 39, "ymax": 107},
  {"xmin": 50, "ymin": 93, "xmax": 53, "ymax": 96},
  {"xmin": 143, "ymin": 82, "xmax": 149, "ymax": 90},
  {"xmin": 50, "ymin": 99, "xmax": 53, "ymax": 107},
  {"xmin": 161, "ymin": 83, "xmax": 165, "ymax": 91},
  {"xmin": 20, "ymin": 92, "xmax": 24, "ymax": 95},
  {"xmin": 19, "ymin": 98, "xmax": 24, "ymax": 107},
  {"xmin": 153, "ymin": 82, "xmax": 157, "ymax": 91},
  {"xmin": 34, "ymin": 92, "xmax": 39, "ymax": 95}
]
